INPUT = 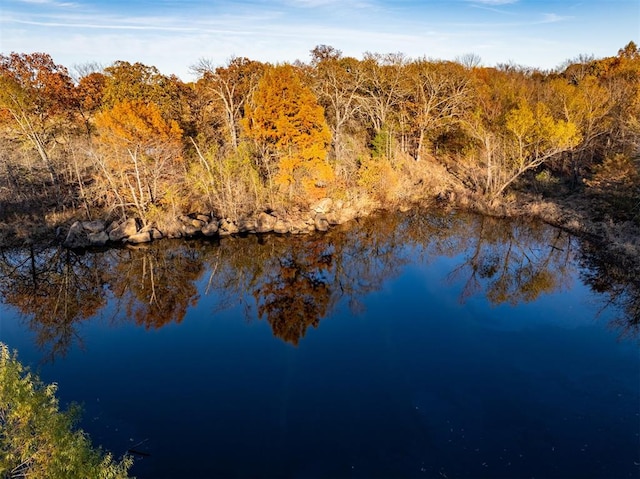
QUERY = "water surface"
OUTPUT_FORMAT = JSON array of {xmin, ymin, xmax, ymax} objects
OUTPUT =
[{"xmin": 1, "ymin": 210, "xmax": 638, "ymax": 478}]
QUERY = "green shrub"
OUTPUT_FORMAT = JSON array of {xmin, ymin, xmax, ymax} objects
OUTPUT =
[{"xmin": 0, "ymin": 343, "xmax": 133, "ymax": 479}]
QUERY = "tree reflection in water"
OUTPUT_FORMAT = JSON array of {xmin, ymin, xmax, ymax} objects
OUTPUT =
[
  {"xmin": 106, "ymin": 243, "xmax": 204, "ymax": 329},
  {"xmin": 0, "ymin": 210, "xmax": 637, "ymax": 359},
  {"xmin": 580, "ymin": 243, "xmax": 640, "ymax": 339},
  {"xmin": 443, "ymin": 215, "xmax": 576, "ymax": 305},
  {"xmin": 0, "ymin": 245, "xmax": 107, "ymax": 361}
]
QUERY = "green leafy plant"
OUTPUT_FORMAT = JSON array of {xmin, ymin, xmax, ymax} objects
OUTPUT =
[{"xmin": 0, "ymin": 343, "xmax": 133, "ymax": 479}]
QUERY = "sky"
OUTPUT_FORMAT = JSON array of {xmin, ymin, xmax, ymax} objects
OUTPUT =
[{"xmin": 1, "ymin": 0, "xmax": 638, "ymax": 81}]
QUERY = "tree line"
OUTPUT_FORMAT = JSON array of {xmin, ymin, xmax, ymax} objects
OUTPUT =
[{"xmin": 0, "ymin": 42, "xmax": 638, "ymax": 230}]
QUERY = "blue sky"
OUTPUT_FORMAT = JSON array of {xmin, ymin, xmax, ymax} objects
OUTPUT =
[{"xmin": 1, "ymin": 0, "xmax": 638, "ymax": 80}]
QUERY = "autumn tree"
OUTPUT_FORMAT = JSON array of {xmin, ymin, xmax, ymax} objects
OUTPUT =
[
  {"xmin": 243, "ymin": 64, "xmax": 333, "ymax": 203},
  {"xmin": 403, "ymin": 59, "xmax": 473, "ymax": 161},
  {"xmin": 357, "ymin": 52, "xmax": 407, "ymax": 159},
  {"xmin": 310, "ymin": 45, "xmax": 365, "ymax": 166},
  {"xmin": 488, "ymin": 99, "xmax": 581, "ymax": 198},
  {"xmin": 102, "ymin": 61, "xmax": 170, "ymax": 109},
  {"xmin": 456, "ymin": 65, "xmax": 581, "ymax": 199},
  {"xmin": 92, "ymin": 100, "xmax": 184, "ymax": 222},
  {"xmin": 545, "ymin": 75, "xmax": 612, "ymax": 182},
  {"xmin": 75, "ymin": 71, "xmax": 107, "ymax": 131},
  {"xmin": 191, "ymin": 56, "xmax": 264, "ymax": 151},
  {"xmin": 0, "ymin": 53, "xmax": 78, "ymax": 194}
]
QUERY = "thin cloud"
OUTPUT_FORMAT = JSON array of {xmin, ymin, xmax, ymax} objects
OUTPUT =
[
  {"xmin": 284, "ymin": 0, "xmax": 374, "ymax": 7},
  {"xmin": 466, "ymin": 0, "xmax": 518, "ymax": 5},
  {"xmin": 12, "ymin": 0, "xmax": 77, "ymax": 6},
  {"xmin": 10, "ymin": 18, "xmax": 202, "ymax": 32},
  {"xmin": 540, "ymin": 13, "xmax": 571, "ymax": 23},
  {"xmin": 466, "ymin": 1, "xmax": 518, "ymax": 15}
]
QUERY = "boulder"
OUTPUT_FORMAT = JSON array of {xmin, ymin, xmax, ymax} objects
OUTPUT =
[
  {"xmin": 289, "ymin": 218, "xmax": 309, "ymax": 234},
  {"xmin": 81, "ymin": 220, "xmax": 106, "ymax": 234},
  {"xmin": 159, "ymin": 218, "xmax": 183, "ymax": 239},
  {"xmin": 238, "ymin": 217, "xmax": 257, "ymax": 233},
  {"xmin": 87, "ymin": 231, "xmax": 109, "ymax": 246},
  {"xmin": 326, "ymin": 206, "xmax": 357, "ymax": 225},
  {"xmin": 325, "ymin": 211, "xmax": 341, "ymax": 225},
  {"xmin": 273, "ymin": 219, "xmax": 289, "ymax": 234},
  {"xmin": 178, "ymin": 215, "xmax": 205, "ymax": 229},
  {"xmin": 311, "ymin": 197, "xmax": 333, "ymax": 214},
  {"xmin": 256, "ymin": 212, "xmax": 277, "ymax": 233},
  {"xmin": 139, "ymin": 226, "xmax": 163, "ymax": 240},
  {"xmin": 314, "ymin": 214, "xmax": 329, "ymax": 232},
  {"xmin": 166, "ymin": 230, "xmax": 183, "ymax": 239},
  {"xmin": 219, "ymin": 219, "xmax": 239, "ymax": 236},
  {"xmin": 109, "ymin": 218, "xmax": 138, "ymax": 242},
  {"xmin": 181, "ymin": 224, "xmax": 201, "ymax": 237},
  {"xmin": 63, "ymin": 221, "xmax": 89, "ymax": 248},
  {"xmin": 201, "ymin": 220, "xmax": 219, "ymax": 237},
  {"xmin": 126, "ymin": 231, "xmax": 151, "ymax": 244},
  {"xmin": 106, "ymin": 221, "xmax": 118, "ymax": 234}
]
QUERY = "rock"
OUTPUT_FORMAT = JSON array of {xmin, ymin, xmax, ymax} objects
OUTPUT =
[
  {"xmin": 326, "ymin": 206, "xmax": 356, "ymax": 225},
  {"xmin": 238, "ymin": 217, "xmax": 257, "ymax": 233},
  {"xmin": 311, "ymin": 197, "xmax": 333, "ymax": 214},
  {"xmin": 166, "ymin": 230, "xmax": 183, "ymax": 239},
  {"xmin": 106, "ymin": 221, "xmax": 118, "ymax": 234},
  {"xmin": 181, "ymin": 224, "xmax": 201, "ymax": 236},
  {"xmin": 219, "ymin": 219, "xmax": 239, "ymax": 236},
  {"xmin": 87, "ymin": 231, "xmax": 109, "ymax": 246},
  {"xmin": 289, "ymin": 218, "xmax": 309, "ymax": 234},
  {"xmin": 126, "ymin": 231, "xmax": 151, "ymax": 244},
  {"xmin": 81, "ymin": 220, "xmax": 106, "ymax": 234},
  {"xmin": 273, "ymin": 219, "xmax": 289, "ymax": 234},
  {"xmin": 149, "ymin": 228, "xmax": 163, "ymax": 240},
  {"xmin": 178, "ymin": 215, "xmax": 205, "ymax": 229},
  {"xmin": 159, "ymin": 218, "xmax": 182, "ymax": 239},
  {"xmin": 339, "ymin": 206, "xmax": 357, "ymax": 223},
  {"xmin": 325, "ymin": 211, "xmax": 341, "ymax": 225},
  {"xmin": 131, "ymin": 223, "xmax": 161, "ymax": 239},
  {"xmin": 109, "ymin": 218, "xmax": 138, "ymax": 242},
  {"xmin": 63, "ymin": 221, "xmax": 89, "ymax": 248},
  {"xmin": 314, "ymin": 214, "xmax": 329, "ymax": 232},
  {"xmin": 196, "ymin": 214, "xmax": 210, "ymax": 223},
  {"xmin": 256, "ymin": 212, "xmax": 277, "ymax": 233},
  {"xmin": 201, "ymin": 220, "xmax": 219, "ymax": 237}
]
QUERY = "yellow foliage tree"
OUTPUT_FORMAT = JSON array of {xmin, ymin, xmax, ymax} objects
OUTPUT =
[
  {"xmin": 489, "ymin": 100, "xmax": 581, "ymax": 198},
  {"xmin": 243, "ymin": 64, "xmax": 333, "ymax": 203}
]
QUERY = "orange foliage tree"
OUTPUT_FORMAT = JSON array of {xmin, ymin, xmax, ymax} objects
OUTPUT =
[
  {"xmin": 243, "ymin": 64, "xmax": 333, "ymax": 204},
  {"xmin": 93, "ymin": 100, "xmax": 184, "ymax": 222}
]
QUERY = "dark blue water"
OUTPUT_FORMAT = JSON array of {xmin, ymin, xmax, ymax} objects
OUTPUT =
[{"xmin": 1, "ymin": 211, "xmax": 638, "ymax": 478}]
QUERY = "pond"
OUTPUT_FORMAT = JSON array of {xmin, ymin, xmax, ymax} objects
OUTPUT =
[{"xmin": 0, "ymin": 210, "xmax": 638, "ymax": 478}]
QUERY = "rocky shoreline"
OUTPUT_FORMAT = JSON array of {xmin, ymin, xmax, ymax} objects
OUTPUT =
[
  {"xmin": 61, "ymin": 197, "xmax": 370, "ymax": 249},
  {"xmin": 3, "ymin": 190, "xmax": 638, "ymax": 279}
]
